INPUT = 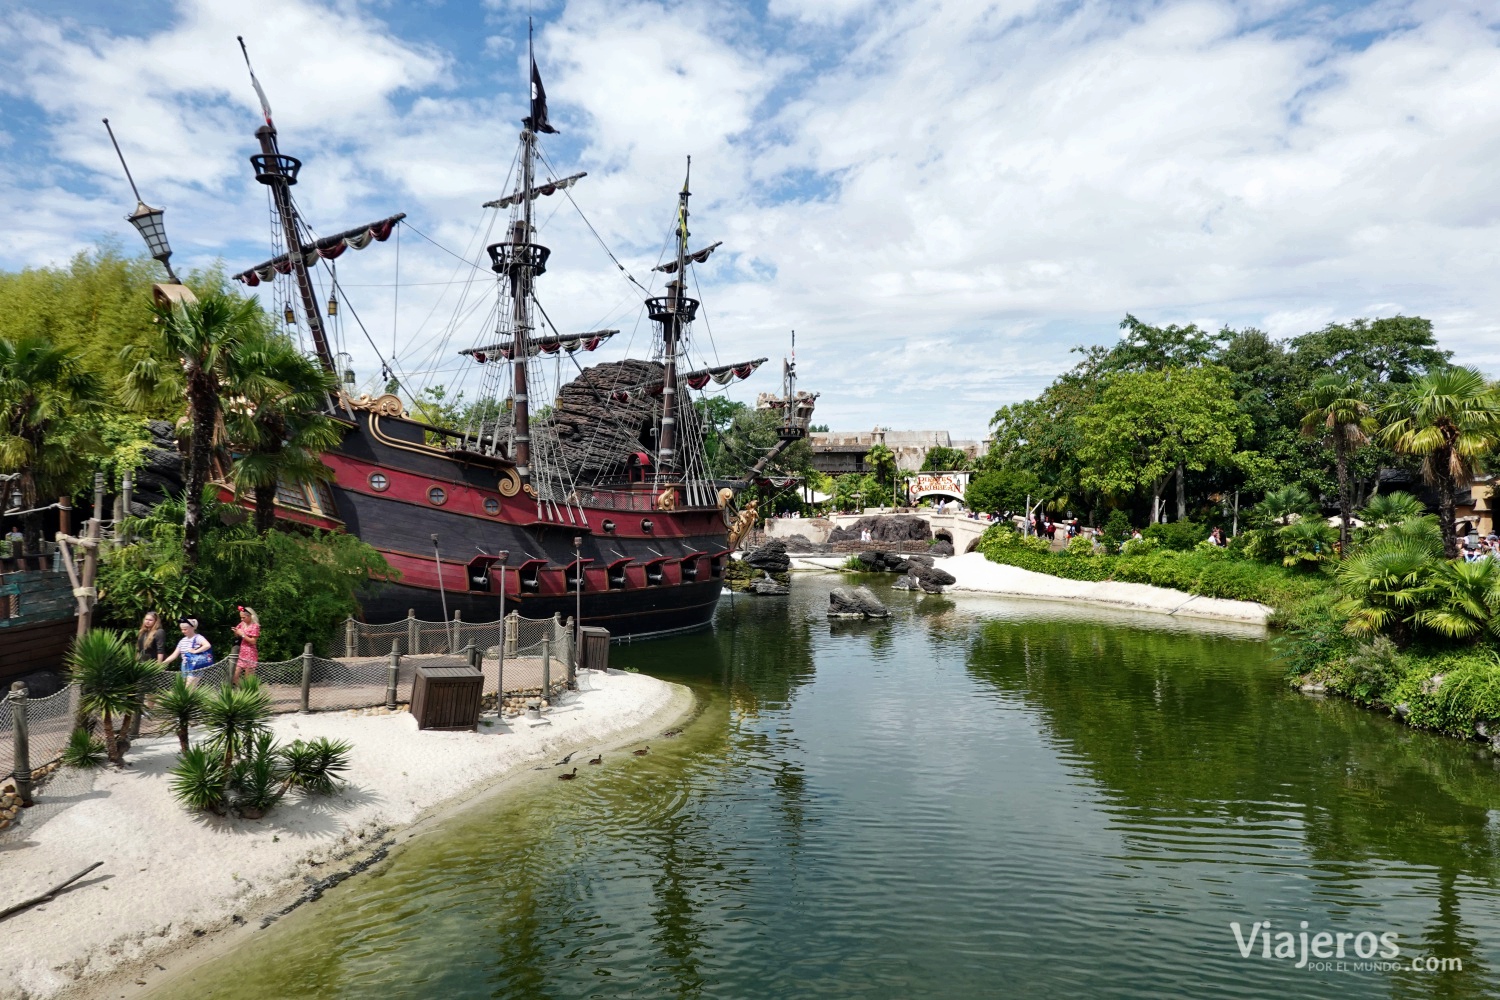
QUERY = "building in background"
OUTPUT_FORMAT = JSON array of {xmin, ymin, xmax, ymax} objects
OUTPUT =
[{"xmin": 809, "ymin": 428, "xmax": 984, "ymax": 475}]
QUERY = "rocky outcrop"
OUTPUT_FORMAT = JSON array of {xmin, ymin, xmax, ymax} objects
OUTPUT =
[
  {"xmin": 745, "ymin": 539, "xmax": 792, "ymax": 574},
  {"xmin": 130, "ymin": 420, "xmax": 186, "ymax": 514},
  {"xmin": 747, "ymin": 573, "xmax": 790, "ymax": 596},
  {"xmin": 828, "ymin": 585, "xmax": 890, "ymax": 618},
  {"xmin": 533, "ymin": 359, "xmax": 706, "ymax": 481},
  {"xmin": 779, "ymin": 534, "xmax": 824, "ymax": 553},
  {"xmin": 827, "ymin": 515, "xmax": 931, "ymax": 544},
  {"xmin": 929, "ymin": 539, "xmax": 955, "ymax": 557}
]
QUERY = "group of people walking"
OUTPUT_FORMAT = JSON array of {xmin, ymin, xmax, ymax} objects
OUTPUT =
[{"xmin": 135, "ymin": 606, "xmax": 261, "ymax": 684}]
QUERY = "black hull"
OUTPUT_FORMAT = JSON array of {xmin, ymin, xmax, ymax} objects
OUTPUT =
[{"xmin": 358, "ymin": 578, "xmax": 724, "ymax": 640}]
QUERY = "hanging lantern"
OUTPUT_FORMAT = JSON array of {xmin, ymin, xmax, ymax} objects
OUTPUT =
[
  {"xmin": 283, "ymin": 304, "xmax": 295, "ymax": 325},
  {"xmin": 327, "ymin": 292, "xmax": 338, "ymax": 317}
]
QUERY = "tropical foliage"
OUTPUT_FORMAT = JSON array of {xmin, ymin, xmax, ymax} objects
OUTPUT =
[{"xmin": 65, "ymin": 629, "xmax": 162, "ymax": 766}]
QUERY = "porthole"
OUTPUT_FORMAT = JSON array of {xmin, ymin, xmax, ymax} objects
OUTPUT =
[
  {"xmin": 368, "ymin": 473, "xmax": 389, "ymax": 492},
  {"xmin": 483, "ymin": 498, "xmax": 500, "ymax": 515},
  {"xmin": 427, "ymin": 486, "xmax": 447, "ymax": 506}
]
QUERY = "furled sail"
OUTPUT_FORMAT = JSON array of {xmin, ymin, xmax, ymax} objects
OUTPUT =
[
  {"xmin": 482, "ymin": 172, "xmax": 587, "ymax": 210},
  {"xmin": 653, "ymin": 242, "xmax": 722, "ymax": 274},
  {"xmin": 461, "ymin": 329, "xmax": 618, "ymax": 362},
  {"xmin": 234, "ymin": 213, "xmax": 405, "ymax": 286}
]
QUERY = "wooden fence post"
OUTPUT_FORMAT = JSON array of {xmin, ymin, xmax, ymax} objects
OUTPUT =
[
  {"xmin": 9, "ymin": 682, "xmax": 32, "ymax": 806},
  {"xmin": 387, "ymin": 639, "xmax": 402, "ymax": 710},
  {"xmin": 564, "ymin": 617, "xmax": 576, "ymax": 689},
  {"xmin": 407, "ymin": 609, "xmax": 418, "ymax": 657},
  {"xmin": 345, "ymin": 618, "xmax": 356, "ymax": 658},
  {"xmin": 300, "ymin": 643, "xmax": 313, "ymax": 714},
  {"xmin": 465, "ymin": 641, "xmax": 478, "ymax": 671},
  {"xmin": 496, "ymin": 613, "xmax": 508, "ymax": 704},
  {"xmin": 452, "ymin": 609, "xmax": 462, "ymax": 655},
  {"xmin": 541, "ymin": 637, "xmax": 551, "ymax": 708}
]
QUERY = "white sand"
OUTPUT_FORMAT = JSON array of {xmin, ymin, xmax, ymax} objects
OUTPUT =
[
  {"xmin": 0, "ymin": 670, "xmax": 685, "ymax": 1000},
  {"xmin": 937, "ymin": 551, "xmax": 1273, "ymax": 625}
]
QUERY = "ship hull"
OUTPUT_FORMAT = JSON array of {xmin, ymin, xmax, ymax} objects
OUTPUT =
[{"xmin": 271, "ymin": 399, "xmax": 735, "ymax": 640}]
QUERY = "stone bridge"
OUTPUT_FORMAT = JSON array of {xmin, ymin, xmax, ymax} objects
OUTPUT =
[{"xmin": 762, "ymin": 510, "xmax": 995, "ymax": 554}]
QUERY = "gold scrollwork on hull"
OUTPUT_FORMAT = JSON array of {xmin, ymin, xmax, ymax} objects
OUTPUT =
[
  {"xmin": 342, "ymin": 392, "xmax": 407, "ymax": 417},
  {"xmin": 498, "ymin": 468, "xmax": 522, "ymax": 497}
]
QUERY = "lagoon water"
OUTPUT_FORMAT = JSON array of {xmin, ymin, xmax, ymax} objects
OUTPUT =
[{"xmin": 154, "ymin": 574, "xmax": 1500, "ymax": 998}]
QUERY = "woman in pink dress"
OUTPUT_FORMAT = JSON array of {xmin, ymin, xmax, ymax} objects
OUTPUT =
[{"xmin": 232, "ymin": 606, "xmax": 261, "ymax": 683}]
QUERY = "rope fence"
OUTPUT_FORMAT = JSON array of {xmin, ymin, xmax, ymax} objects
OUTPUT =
[{"xmin": 3, "ymin": 611, "xmax": 581, "ymax": 785}]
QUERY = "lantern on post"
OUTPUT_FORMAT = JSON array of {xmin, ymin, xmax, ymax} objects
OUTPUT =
[
  {"xmin": 283, "ymin": 304, "xmax": 296, "ymax": 326},
  {"xmin": 104, "ymin": 119, "xmax": 181, "ymax": 284}
]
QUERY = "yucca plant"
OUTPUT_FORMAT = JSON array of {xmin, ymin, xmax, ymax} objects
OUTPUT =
[
  {"xmin": 61, "ymin": 727, "xmax": 106, "ymax": 769},
  {"xmin": 153, "ymin": 674, "xmax": 207, "ymax": 753},
  {"xmin": 169, "ymin": 745, "xmax": 228, "ymax": 814},
  {"xmin": 201, "ymin": 676, "xmax": 272, "ymax": 771},
  {"xmin": 66, "ymin": 630, "xmax": 163, "ymax": 765},
  {"xmin": 276, "ymin": 737, "xmax": 353, "ymax": 796},
  {"xmin": 231, "ymin": 731, "xmax": 284, "ymax": 818}
]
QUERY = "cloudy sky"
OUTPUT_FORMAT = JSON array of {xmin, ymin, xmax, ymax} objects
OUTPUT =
[{"xmin": 2, "ymin": 0, "xmax": 1497, "ymax": 437}]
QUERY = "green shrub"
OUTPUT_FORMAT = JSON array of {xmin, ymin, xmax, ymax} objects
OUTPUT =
[
  {"xmin": 1099, "ymin": 509, "xmax": 1132, "ymax": 555},
  {"xmin": 1142, "ymin": 519, "xmax": 1207, "ymax": 551},
  {"xmin": 1119, "ymin": 537, "xmax": 1158, "ymax": 557},
  {"xmin": 152, "ymin": 674, "xmax": 206, "ymax": 753},
  {"xmin": 1342, "ymin": 637, "xmax": 1409, "ymax": 703},
  {"xmin": 1063, "ymin": 535, "xmax": 1097, "ymax": 558},
  {"xmin": 842, "ymin": 555, "xmax": 866, "ymax": 571},
  {"xmin": 61, "ymin": 727, "xmax": 106, "ymax": 770},
  {"xmin": 1390, "ymin": 649, "xmax": 1500, "ymax": 736}
]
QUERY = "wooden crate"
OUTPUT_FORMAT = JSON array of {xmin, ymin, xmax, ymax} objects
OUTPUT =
[
  {"xmin": 579, "ymin": 626, "xmax": 610, "ymax": 672},
  {"xmin": 409, "ymin": 665, "xmax": 483, "ymax": 731}
]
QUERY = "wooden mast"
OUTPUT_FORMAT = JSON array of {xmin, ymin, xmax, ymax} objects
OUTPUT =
[
  {"xmin": 239, "ymin": 38, "xmax": 335, "ymax": 374},
  {"xmin": 510, "ymin": 128, "xmax": 536, "ymax": 488},
  {"xmin": 653, "ymin": 158, "xmax": 694, "ymax": 478}
]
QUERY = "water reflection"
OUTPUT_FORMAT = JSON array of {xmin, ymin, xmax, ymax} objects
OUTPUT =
[{"xmin": 146, "ymin": 574, "xmax": 1500, "ymax": 1000}]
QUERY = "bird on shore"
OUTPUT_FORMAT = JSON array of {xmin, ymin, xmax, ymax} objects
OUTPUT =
[
  {"xmin": 558, "ymin": 768, "xmax": 578, "ymax": 781},
  {"xmin": 587, "ymin": 754, "xmax": 603, "ymax": 765},
  {"xmin": 632, "ymin": 746, "xmax": 650, "ymax": 757},
  {"xmin": 662, "ymin": 729, "xmax": 682, "ymax": 738},
  {"xmin": 555, "ymin": 751, "xmax": 576, "ymax": 766}
]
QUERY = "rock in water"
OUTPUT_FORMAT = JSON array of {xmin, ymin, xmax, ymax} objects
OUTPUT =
[
  {"xmin": 748, "ymin": 573, "xmax": 790, "ymax": 596},
  {"xmin": 745, "ymin": 538, "xmax": 792, "ymax": 574},
  {"xmin": 891, "ymin": 574, "xmax": 919, "ymax": 591},
  {"xmin": 909, "ymin": 563, "xmax": 957, "ymax": 594},
  {"xmin": 905, "ymin": 554, "xmax": 935, "ymax": 569},
  {"xmin": 828, "ymin": 585, "xmax": 890, "ymax": 618}
]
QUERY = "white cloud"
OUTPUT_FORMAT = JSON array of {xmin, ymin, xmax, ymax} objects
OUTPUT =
[{"xmin": 3, "ymin": 0, "xmax": 1500, "ymax": 437}]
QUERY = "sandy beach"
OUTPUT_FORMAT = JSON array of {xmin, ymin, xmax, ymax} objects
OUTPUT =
[
  {"xmin": 935, "ymin": 551, "xmax": 1272, "ymax": 625},
  {"xmin": 0, "ymin": 669, "xmax": 689, "ymax": 1000}
]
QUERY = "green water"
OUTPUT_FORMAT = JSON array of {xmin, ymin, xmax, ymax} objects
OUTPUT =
[{"xmin": 154, "ymin": 575, "xmax": 1500, "ymax": 998}]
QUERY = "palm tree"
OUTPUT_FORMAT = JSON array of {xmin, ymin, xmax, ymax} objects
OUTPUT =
[
  {"xmin": 1300, "ymin": 376, "xmax": 1375, "ymax": 555},
  {"xmin": 1254, "ymin": 484, "xmax": 1316, "ymax": 527},
  {"xmin": 1414, "ymin": 559, "xmax": 1500, "ymax": 641},
  {"xmin": 865, "ymin": 442, "xmax": 897, "ymax": 508},
  {"xmin": 1335, "ymin": 539, "xmax": 1438, "ymax": 643},
  {"xmin": 1357, "ymin": 491, "xmax": 1426, "ymax": 531},
  {"xmin": 121, "ymin": 292, "xmax": 273, "ymax": 567},
  {"xmin": 0, "ymin": 334, "xmax": 105, "ymax": 548},
  {"xmin": 1379, "ymin": 366, "xmax": 1500, "ymax": 559},
  {"xmin": 224, "ymin": 334, "xmax": 340, "ymax": 533},
  {"xmin": 67, "ymin": 630, "xmax": 162, "ymax": 765}
]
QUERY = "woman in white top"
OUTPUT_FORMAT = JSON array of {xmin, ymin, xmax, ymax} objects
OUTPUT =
[{"xmin": 162, "ymin": 618, "xmax": 214, "ymax": 685}]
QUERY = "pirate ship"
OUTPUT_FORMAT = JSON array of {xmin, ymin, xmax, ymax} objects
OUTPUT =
[{"xmin": 123, "ymin": 37, "xmax": 815, "ymax": 638}]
